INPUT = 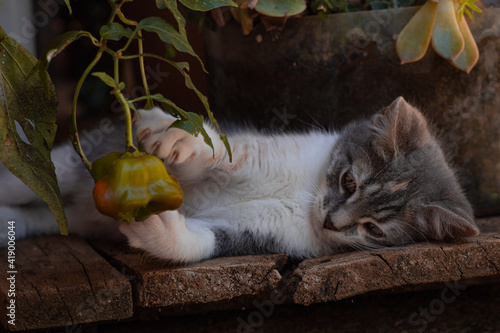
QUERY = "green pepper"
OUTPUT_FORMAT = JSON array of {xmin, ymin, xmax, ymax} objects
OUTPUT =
[{"xmin": 92, "ymin": 151, "xmax": 183, "ymax": 223}]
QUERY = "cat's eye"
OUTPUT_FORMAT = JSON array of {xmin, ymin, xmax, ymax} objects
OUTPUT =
[
  {"xmin": 365, "ymin": 222, "xmax": 384, "ymax": 237},
  {"xmin": 341, "ymin": 172, "xmax": 357, "ymax": 194}
]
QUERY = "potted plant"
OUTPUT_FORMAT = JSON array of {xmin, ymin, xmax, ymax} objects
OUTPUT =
[
  {"xmin": 201, "ymin": 0, "xmax": 500, "ymax": 216},
  {"xmin": 0, "ymin": 0, "xmax": 236, "ymax": 234}
]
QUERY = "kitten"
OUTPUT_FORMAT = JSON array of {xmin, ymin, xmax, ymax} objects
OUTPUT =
[{"xmin": 0, "ymin": 97, "xmax": 479, "ymax": 263}]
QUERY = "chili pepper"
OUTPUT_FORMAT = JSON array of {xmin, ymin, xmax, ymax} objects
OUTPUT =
[{"xmin": 92, "ymin": 151, "xmax": 183, "ymax": 223}]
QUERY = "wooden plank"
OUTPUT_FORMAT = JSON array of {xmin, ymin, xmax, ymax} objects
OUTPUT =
[
  {"xmin": 0, "ymin": 236, "xmax": 133, "ymax": 331},
  {"xmin": 0, "ymin": 216, "xmax": 494, "ymax": 330},
  {"xmin": 92, "ymin": 241, "xmax": 289, "ymax": 309},
  {"xmin": 93, "ymin": 217, "xmax": 500, "ymax": 309},
  {"xmin": 291, "ymin": 233, "xmax": 500, "ymax": 305}
]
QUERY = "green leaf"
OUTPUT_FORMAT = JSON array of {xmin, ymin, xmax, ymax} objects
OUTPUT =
[
  {"xmin": 457, "ymin": 0, "xmax": 482, "ymax": 20},
  {"xmin": 159, "ymin": 58, "xmax": 232, "ymax": 161},
  {"xmin": 92, "ymin": 72, "xmax": 117, "ymax": 88},
  {"xmin": 134, "ymin": 53, "xmax": 232, "ymax": 161},
  {"xmin": 128, "ymin": 101, "xmax": 138, "ymax": 114},
  {"xmin": 156, "ymin": 0, "xmax": 188, "ymax": 39},
  {"xmin": 0, "ymin": 26, "xmax": 68, "ymax": 235},
  {"xmin": 35, "ymin": 30, "xmax": 96, "ymax": 95},
  {"xmin": 144, "ymin": 93, "xmax": 232, "ymax": 163},
  {"xmin": 254, "ymin": 0, "xmax": 307, "ymax": 17},
  {"xmin": 100, "ymin": 22, "xmax": 135, "ymax": 41},
  {"xmin": 179, "ymin": 0, "xmax": 238, "ymax": 11},
  {"xmin": 148, "ymin": 94, "xmax": 214, "ymax": 151},
  {"xmin": 170, "ymin": 115, "xmax": 206, "ymax": 140},
  {"xmin": 64, "ymin": 0, "xmax": 72, "ymax": 14},
  {"xmin": 137, "ymin": 17, "xmax": 205, "ymax": 71},
  {"xmin": 155, "ymin": 1, "xmax": 189, "ymax": 60}
]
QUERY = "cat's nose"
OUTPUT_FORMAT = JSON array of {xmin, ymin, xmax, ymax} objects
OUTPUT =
[
  {"xmin": 323, "ymin": 214, "xmax": 339, "ymax": 231},
  {"xmin": 325, "ymin": 209, "xmax": 355, "ymax": 232}
]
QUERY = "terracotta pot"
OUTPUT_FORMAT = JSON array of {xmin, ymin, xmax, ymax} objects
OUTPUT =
[{"xmin": 204, "ymin": 6, "xmax": 500, "ymax": 216}]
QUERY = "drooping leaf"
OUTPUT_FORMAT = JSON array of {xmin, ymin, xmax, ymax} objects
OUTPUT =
[
  {"xmin": 396, "ymin": 0, "xmax": 438, "ymax": 64},
  {"xmin": 160, "ymin": 58, "xmax": 232, "ymax": 161},
  {"xmin": 137, "ymin": 17, "xmax": 205, "ymax": 71},
  {"xmin": 64, "ymin": 0, "xmax": 72, "ymax": 14},
  {"xmin": 147, "ymin": 93, "xmax": 214, "ymax": 151},
  {"xmin": 128, "ymin": 101, "xmax": 138, "ymax": 114},
  {"xmin": 431, "ymin": 0, "xmax": 464, "ymax": 61},
  {"xmin": 100, "ymin": 22, "xmax": 135, "ymax": 41},
  {"xmin": 0, "ymin": 26, "xmax": 68, "ymax": 235},
  {"xmin": 35, "ymin": 30, "xmax": 96, "ymax": 95},
  {"xmin": 135, "ymin": 53, "xmax": 232, "ymax": 161},
  {"xmin": 92, "ymin": 72, "xmax": 117, "ymax": 88},
  {"xmin": 156, "ymin": 0, "xmax": 188, "ymax": 39},
  {"xmin": 452, "ymin": 15, "xmax": 479, "ymax": 73},
  {"xmin": 254, "ymin": 0, "xmax": 307, "ymax": 17},
  {"xmin": 179, "ymin": 0, "xmax": 238, "ymax": 11}
]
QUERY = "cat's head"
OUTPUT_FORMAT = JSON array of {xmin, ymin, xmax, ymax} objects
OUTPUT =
[{"xmin": 320, "ymin": 97, "xmax": 479, "ymax": 251}]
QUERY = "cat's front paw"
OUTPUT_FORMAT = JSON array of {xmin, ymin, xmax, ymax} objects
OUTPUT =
[
  {"xmin": 135, "ymin": 108, "xmax": 211, "ymax": 165},
  {"xmin": 118, "ymin": 210, "xmax": 182, "ymax": 252},
  {"xmin": 119, "ymin": 211, "xmax": 215, "ymax": 263}
]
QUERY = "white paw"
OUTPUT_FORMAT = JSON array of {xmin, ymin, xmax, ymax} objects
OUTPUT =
[
  {"xmin": 134, "ymin": 108, "xmax": 210, "ymax": 165},
  {"xmin": 118, "ymin": 211, "xmax": 182, "ymax": 251},
  {"xmin": 119, "ymin": 211, "xmax": 215, "ymax": 263}
]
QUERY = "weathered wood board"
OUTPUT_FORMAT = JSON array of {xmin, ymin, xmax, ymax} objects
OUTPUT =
[
  {"xmin": 0, "ymin": 217, "xmax": 498, "ymax": 330},
  {"xmin": 0, "ymin": 236, "xmax": 133, "ymax": 331}
]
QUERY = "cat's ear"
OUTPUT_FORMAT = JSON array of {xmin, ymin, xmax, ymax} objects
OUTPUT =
[
  {"xmin": 419, "ymin": 203, "xmax": 479, "ymax": 240},
  {"xmin": 370, "ymin": 97, "xmax": 432, "ymax": 159}
]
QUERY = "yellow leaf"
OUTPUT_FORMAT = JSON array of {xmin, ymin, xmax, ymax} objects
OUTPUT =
[
  {"xmin": 431, "ymin": 0, "xmax": 464, "ymax": 61},
  {"xmin": 452, "ymin": 16, "xmax": 479, "ymax": 73},
  {"xmin": 396, "ymin": 0, "xmax": 438, "ymax": 64},
  {"xmin": 230, "ymin": 7, "xmax": 254, "ymax": 35}
]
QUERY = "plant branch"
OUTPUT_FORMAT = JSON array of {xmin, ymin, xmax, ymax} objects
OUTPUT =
[
  {"xmin": 137, "ymin": 31, "xmax": 152, "ymax": 109},
  {"xmin": 115, "ymin": 9, "xmax": 152, "ymax": 108},
  {"xmin": 71, "ymin": 47, "xmax": 105, "ymax": 172}
]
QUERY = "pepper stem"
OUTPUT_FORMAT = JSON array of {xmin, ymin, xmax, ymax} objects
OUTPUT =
[
  {"xmin": 114, "ymin": 90, "xmax": 138, "ymax": 153},
  {"xmin": 137, "ymin": 31, "xmax": 153, "ymax": 110}
]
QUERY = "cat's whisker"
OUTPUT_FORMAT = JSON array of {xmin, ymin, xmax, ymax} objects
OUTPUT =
[
  {"xmin": 302, "ymin": 174, "xmax": 323, "ymax": 195},
  {"xmin": 344, "ymin": 142, "xmax": 373, "ymax": 172},
  {"xmin": 370, "ymin": 163, "xmax": 390, "ymax": 183},
  {"xmin": 297, "ymin": 117, "xmax": 327, "ymax": 133},
  {"xmin": 396, "ymin": 220, "xmax": 429, "ymax": 243},
  {"xmin": 348, "ymin": 242, "xmax": 364, "ymax": 252},
  {"xmin": 391, "ymin": 223, "xmax": 417, "ymax": 245}
]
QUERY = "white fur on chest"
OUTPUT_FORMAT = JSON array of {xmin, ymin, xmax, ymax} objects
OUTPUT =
[{"xmin": 181, "ymin": 131, "xmax": 339, "ymax": 257}]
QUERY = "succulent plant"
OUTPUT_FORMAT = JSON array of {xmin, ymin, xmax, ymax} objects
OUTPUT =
[{"xmin": 396, "ymin": 0, "xmax": 482, "ymax": 73}]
